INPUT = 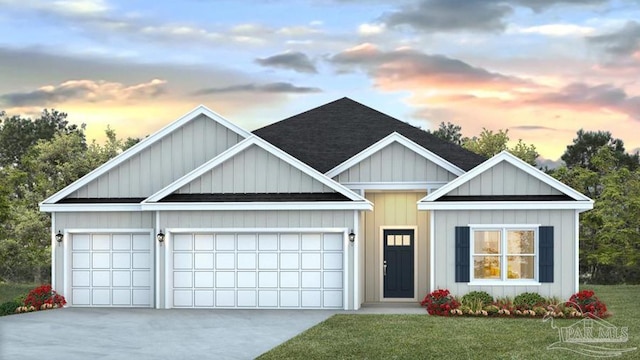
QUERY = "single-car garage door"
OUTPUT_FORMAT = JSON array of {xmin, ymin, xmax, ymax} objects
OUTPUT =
[
  {"xmin": 69, "ymin": 232, "xmax": 153, "ymax": 307},
  {"xmin": 168, "ymin": 232, "xmax": 344, "ymax": 309}
]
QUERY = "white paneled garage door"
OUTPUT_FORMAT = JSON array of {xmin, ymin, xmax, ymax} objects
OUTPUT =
[
  {"xmin": 69, "ymin": 233, "xmax": 153, "ymax": 307},
  {"xmin": 168, "ymin": 232, "xmax": 344, "ymax": 309}
]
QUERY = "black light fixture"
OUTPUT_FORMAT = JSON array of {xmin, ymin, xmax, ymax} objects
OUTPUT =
[
  {"xmin": 55, "ymin": 231, "xmax": 64, "ymax": 243},
  {"xmin": 156, "ymin": 231, "xmax": 165, "ymax": 243},
  {"xmin": 348, "ymin": 231, "xmax": 356, "ymax": 243}
]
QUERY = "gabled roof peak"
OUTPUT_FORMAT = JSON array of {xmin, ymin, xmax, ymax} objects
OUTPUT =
[
  {"xmin": 41, "ymin": 104, "xmax": 251, "ymax": 206},
  {"xmin": 254, "ymin": 98, "xmax": 485, "ymax": 173},
  {"xmin": 421, "ymin": 150, "xmax": 593, "ymax": 203}
]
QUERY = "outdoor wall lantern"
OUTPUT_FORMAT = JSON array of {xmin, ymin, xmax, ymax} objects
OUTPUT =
[
  {"xmin": 348, "ymin": 231, "xmax": 356, "ymax": 243},
  {"xmin": 156, "ymin": 231, "xmax": 165, "ymax": 243},
  {"xmin": 55, "ymin": 231, "xmax": 64, "ymax": 243}
]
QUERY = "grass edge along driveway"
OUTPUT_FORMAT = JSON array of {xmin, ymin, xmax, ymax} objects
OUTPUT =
[{"xmin": 258, "ymin": 285, "xmax": 639, "ymax": 360}]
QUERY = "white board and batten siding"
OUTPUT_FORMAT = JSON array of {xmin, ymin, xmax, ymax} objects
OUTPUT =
[
  {"xmin": 177, "ymin": 144, "xmax": 334, "ymax": 194},
  {"xmin": 335, "ymin": 142, "xmax": 457, "ymax": 183},
  {"xmin": 64, "ymin": 115, "xmax": 244, "ymax": 199},
  {"xmin": 432, "ymin": 209, "xmax": 576, "ymax": 300},
  {"xmin": 66, "ymin": 231, "xmax": 154, "ymax": 307},
  {"xmin": 445, "ymin": 161, "xmax": 563, "ymax": 196},
  {"xmin": 166, "ymin": 231, "xmax": 345, "ymax": 309},
  {"xmin": 159, "ymin": 210, "xmax": 355, "ymax": 229}
]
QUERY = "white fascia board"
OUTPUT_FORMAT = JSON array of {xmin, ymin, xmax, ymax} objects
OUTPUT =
[
  {"xmin": 41, "ymin": 105, "xmax": 251, "ymax": 205},
  {"xmin": 143, "ymin": 139, "xmax": 254, "ymax": 202},
  {"xmin": 325, "ymin": 132, "xmax": 465, "ymax": 179},
  {"xmin": 340, "ymin": 181, "xmax": 448, "ymax": 191},
  {"xmin": 420, "ymin": 150, "xmax": 592, "ymax": 203},
  {"xmin": 39, "ymin": 203, "xmax": 142, "ymax": 212},
  {"xmin": 140, "ymin": 201, "xmax": 373, "ymax": 211},
  {"xmin": 145, "ymin": 135, "xmax": 370, "ymax": 204},
  {"xmin": 417, "ymin": 200, "xmax": 594, "ymax": 211},
  {"xmin": 167, "ymin": 227, "xmax": 348, "ymax": 234}
]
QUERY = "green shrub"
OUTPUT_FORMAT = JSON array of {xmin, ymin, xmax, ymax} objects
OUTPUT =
[
  {"xmin": 533, "ymin": 306, "xmax": 547, "ymax": 316},
  {"xmin": 0, "ymin": 300, "xmax": 21, "ymax": 316},
  {"xmin": 13, "ymin": 293, "xmax": 27, "ymax": 304},
  {"xmin": 484, "ymin": 304, "xmax": 500, "ymax": 315},
  {"xmin": 513, "ymin": 292, "xmax": 545, "ymax": 310},
  {"xmin": 461, "ymin": 291, "xmax": 493, "ymax": 307}
]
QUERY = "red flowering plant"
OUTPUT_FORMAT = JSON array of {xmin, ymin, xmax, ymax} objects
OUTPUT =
[
  {"xmin": 23, "ymin": 284, "xmax": 66, "ymax": 311},
  {"xmin": 565, "ymin": 290, "xmax": 608, "ymax": 318},
  {"xmin": 420, "ymin": 289, "xmax": 460, "ymax": 316}
]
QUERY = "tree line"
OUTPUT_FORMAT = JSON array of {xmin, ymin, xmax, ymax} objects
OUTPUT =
[
  {"xmin": 0, "ymin": 112, "xmax": 638, "ymax": 284},
  {"xmin": 0, "ymin": 110, "xmax": 140, "ymax": 283}
]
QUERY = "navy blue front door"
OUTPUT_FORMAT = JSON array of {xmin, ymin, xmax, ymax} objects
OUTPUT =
[{"xmin": 383, "ymin": 229, "xmax": 414, "ymax": 298}]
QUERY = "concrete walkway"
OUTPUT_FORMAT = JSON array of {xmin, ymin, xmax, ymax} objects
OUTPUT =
[{"xmin": 0, "ymin": 305, "xmax": 425, "ymax": 360}]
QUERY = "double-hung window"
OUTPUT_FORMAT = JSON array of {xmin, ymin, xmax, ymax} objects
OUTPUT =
[{"xmin": 472, "ymin": 226, "xmax": 537, "ymax": 282}]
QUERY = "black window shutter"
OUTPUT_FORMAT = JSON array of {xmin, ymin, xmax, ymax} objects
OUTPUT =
[
  {"xmin": 455, "ymin": 226, "xmax": 470, "ymax": 282},
  {"xmin": 539, "ymin": 226, "xmax": 554, "ymax": 283}
]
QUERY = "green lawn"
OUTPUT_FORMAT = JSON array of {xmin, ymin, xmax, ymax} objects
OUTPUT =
[
  {"xmin": 258, "ymin": 285, "xmax": 640, "ymax": 360},
  {"xmin": 0, "ymin": 283, "xmax": 37, "ymax": 303}
]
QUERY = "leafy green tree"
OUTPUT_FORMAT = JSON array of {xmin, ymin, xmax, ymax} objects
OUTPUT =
[
  {"xmin": 430, "ymin": 122, "xmax": 466, "ymax": 145},
  {"xmin": 430, "ymin": 123, "xmax": 539, "ymax": 165},
  {"xmin": 510, "ymin": 140, "xmax": 539, "ymax": 166},
  {"xmin": 123, "ymin": 136, "xmax": 143, "ymax": 151},
  {"xmin": 552, "ymin": 146, "xmax": 640, "ymax": 284},
  {"xmin": 462, "ymin": 128, "xmax": 539, "ymax": 166},
  {"xmin": 562, "ymin": 129, "xmax": 639, "ymax": 171},
  {"xmin": 0, "ymin": 119, "xmax": 131, "ymax": 282},
  {"xmin": 0, "ymin": 109, "xmax": 80, "ymax": 168},
  {"xmin": 463, "ymin": 128, "xmax": 509, "ymax": 157}
]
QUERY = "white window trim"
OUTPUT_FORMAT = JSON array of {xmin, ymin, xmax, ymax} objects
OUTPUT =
[{"xmin": 468, "ymin": 224, "xmax": 541, "ymax": 286}]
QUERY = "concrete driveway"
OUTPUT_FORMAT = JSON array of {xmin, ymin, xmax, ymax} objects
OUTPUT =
[{"xmin": 0, "ymin": 308, "xmax": 337, "ymax": 360}]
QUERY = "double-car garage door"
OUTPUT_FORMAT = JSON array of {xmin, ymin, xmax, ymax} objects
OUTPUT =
[
  {"xmin": 168, "ymin": 232, "xmax": 345, "ymax": 309},
  {"xmin": 68, "ymin": 231, "xmax": 345, "ymax": 309}
]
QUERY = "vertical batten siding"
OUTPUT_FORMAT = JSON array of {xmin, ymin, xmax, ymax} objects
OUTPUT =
[
  {"xmin": 447, "ymin": 161, "xmax": 563, "ymax": 196},
  {"xmin": 55, "ymin": 212, "xmax": 154, "ymax": 229},
  {"xmin": 363, "ymin": 192, "xmax": 429, "ymax": 303},
  {"xmin": 336, "ymin": 142, "xmax": 457, "ymax": 183},
  {"xmin": 433, "ymin": 209, "xmax": 576, "ymax": 299},
  {"xmin": 65, "ymin": 115, "xmax": 243, "ymax": 199},
  {"xmin": 159, "ymin": 210, "xmax": 354, "ymax": 229},
  {"xmin": 177, "ymin": 145, "xmax": 334, "ymax": 194}
]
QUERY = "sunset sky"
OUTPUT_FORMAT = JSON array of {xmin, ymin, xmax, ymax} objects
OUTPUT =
[{"xmin": 1, "ymin": 0, "xmax": 639, "ymax": 164}]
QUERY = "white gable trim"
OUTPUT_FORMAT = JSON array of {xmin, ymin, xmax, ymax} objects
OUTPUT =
[
  {"xmin": 40, "ymin": 105, "xmax": 251, "ymax": 206},
  {"xmin": 140, "ymin": 201, "xmax": 372, "ymax": 211},
  {"xmin": 417, "ymin": 201, "xmax": 593, "ymax": 211},
  {"xmin": 39, "ymin": 203, "xmax": 142, "ymax": 212},
  {"xmin": 143, "ymin": 135, "xmax": 371, "ymax": 204},
  {"xmin": 419, "ymin": 150, "xmax": 593, "ymax": 203},
  {"xmin": 340, "ymin": 181, "xmax": 447, "ymax": 191},
  {"xmin": 325, "ymin": 132, "xmax": 465, "ymax": 179}
]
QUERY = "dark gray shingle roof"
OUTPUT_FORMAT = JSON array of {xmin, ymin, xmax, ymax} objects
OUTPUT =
[{"xmin": 253, "ymin": 97, "xmax": 486, "ymax": 173}]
